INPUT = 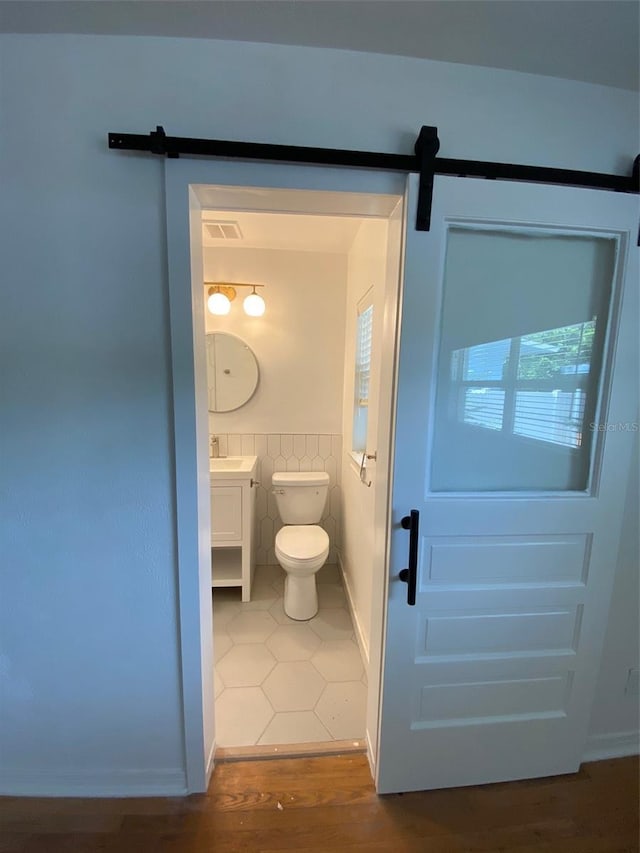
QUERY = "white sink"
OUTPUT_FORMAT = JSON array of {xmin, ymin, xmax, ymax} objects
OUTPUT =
[{"xmin": 209, "ymin": 455, "xmax": 257, "ymax": 478}]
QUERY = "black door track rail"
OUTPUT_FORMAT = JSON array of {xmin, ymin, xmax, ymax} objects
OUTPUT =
[{"xmin": 108, "ymin": 126, "xmax": 639, "ymax": 236}]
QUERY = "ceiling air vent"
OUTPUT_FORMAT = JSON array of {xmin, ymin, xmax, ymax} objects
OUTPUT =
[{"xmin": 204, "ymin": 220, "xmax": 242, "ymax": 240}]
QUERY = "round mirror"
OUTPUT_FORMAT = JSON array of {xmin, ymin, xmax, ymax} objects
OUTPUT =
[{"xmin": 205, "ymin": 332, "xmax": 259, "ymax": 412}]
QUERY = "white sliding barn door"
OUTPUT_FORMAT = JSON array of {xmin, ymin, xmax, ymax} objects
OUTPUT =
[{"xmin": 376, "ymin": 174, "xmax": 638, "ymax": 793}]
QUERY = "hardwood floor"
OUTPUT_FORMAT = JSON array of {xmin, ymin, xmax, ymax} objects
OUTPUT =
[{"xmin": 0, "ymin": 755, "xmax": 637, "ymax": 852}]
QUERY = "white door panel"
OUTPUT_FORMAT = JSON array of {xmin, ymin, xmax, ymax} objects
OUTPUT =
[{"xmin": 377, "ymin": 174, "xmax": 638, "ymax": 793}]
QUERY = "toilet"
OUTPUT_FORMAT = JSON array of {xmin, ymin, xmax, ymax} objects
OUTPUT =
[{"xmin": 272, "ymin": 471, "xmax": 330, "ymax": 620}]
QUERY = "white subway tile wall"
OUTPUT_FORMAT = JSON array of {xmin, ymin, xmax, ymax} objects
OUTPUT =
[{"xmin": 213, "ymin": 434, "xmax": 342, "ymax": 564}]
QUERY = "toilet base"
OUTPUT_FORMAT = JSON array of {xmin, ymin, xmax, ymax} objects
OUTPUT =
[{"xmin": 284, "ymin": 573, "xmax": 318, "ymax": 621}]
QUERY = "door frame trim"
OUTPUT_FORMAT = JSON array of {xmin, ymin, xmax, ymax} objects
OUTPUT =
[{"xmin": 165, "ymin": 158, "xmax": 406, "ymax": 792}]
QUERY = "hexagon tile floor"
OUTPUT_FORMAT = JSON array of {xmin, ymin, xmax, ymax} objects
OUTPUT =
[{"xmin": 213, "ymin": 564, "xmax": 367, "ymax": 747}]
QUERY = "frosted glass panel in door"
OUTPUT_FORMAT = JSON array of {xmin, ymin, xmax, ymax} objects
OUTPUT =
[{"xmin": 431, "ymin": 227, "xmax": 617, "ymax": 492}]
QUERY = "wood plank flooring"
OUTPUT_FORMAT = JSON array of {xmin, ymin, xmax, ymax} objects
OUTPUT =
[{"xmin": 0, "ymin": 755, "xmax": 637, "ymax": 852}]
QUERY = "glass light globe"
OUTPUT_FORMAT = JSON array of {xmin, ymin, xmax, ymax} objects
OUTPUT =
[
  {"xmin": 207, "ymin": 291, "xmax": 231, "ymax": 315},
  {"xmin": 243, "ymin": 291, "xmax": 266, "ymax": 317}
]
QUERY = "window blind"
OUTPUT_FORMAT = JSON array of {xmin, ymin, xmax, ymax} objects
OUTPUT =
[
  {"xmin": 353, "ymin": 298, "xmax": 374, "ymax": 454},
  {"xmin": 453, "ymin": 320, "xmax": 596, "ymax": 449},
  {"xmin": 356, "ymin": 304, "xmax": 374, "ymax": 407}
]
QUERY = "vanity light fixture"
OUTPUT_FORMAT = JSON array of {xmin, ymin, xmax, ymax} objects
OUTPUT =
[
  {"xmin": 205, "ymin": 282, "xmax": 266, "ymax": 317},
  {"xmin": 243, "ymin": 285, "xmax": 266, "ymax": 317},
  {"xmin": 207, "ymin": 284, "xmax": 233, "ymax": 315}
]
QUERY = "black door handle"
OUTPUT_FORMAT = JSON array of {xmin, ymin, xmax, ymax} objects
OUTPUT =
[{"xmin": 399, "ymin": 509, "xmax": 419, "ymax": 606}]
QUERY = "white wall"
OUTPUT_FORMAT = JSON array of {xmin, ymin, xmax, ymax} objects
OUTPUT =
[
  {"xmin": 340, "ymin": 219, "xmax": 390, "ymax": 662},
  {"xmin": 203, "ymin": 246, "xmax": 347, "ymax": 568},
  {"xmin": 1, "ymin": 32, "xmax": 637, "ymax": 794},
  {"xmin": 203, "ymin": 247, "xmax": 347, "ymax": 434},
  {"xmin": 587, "ymin": 425, "xmax": 640, "ymax": 747}
]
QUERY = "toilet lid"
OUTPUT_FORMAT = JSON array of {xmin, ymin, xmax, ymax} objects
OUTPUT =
[{"xmin": 275, "ymin": 525, "xmax": 329, "ymax": 561}]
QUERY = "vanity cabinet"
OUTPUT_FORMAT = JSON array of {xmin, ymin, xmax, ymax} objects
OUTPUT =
[{"xmin": 210, "ymin": 456, "xmax": 257, "ymax": 602}]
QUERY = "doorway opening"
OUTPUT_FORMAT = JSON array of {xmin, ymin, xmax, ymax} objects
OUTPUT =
[{"xmin": 193, "ymin": 185, "xmax": 404, "ymax": 759}]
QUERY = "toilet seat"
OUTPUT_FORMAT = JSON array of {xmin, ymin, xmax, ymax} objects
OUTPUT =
[
  {"xmin": 275, "ymin": 525, "xmax": 329, "ymax": 620},
  {"xmin": 275, "ymin": 525, "xmax": 329, "ymax": 563}
]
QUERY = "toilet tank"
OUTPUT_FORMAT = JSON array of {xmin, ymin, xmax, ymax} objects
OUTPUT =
[{"xmin": 272, "ymin": 471, "xmax": 330, "ymax": 524}]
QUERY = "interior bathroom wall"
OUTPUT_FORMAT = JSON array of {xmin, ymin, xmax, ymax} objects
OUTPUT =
[
  {"xmin": 212, "ymin": 432, "xmax": 342, "ymax": 565},
  {"xmin": 203, "ymin": 245, "xmax": 348, "ymax": 564},
  {"xmin": 204, "ymin": 247, "xmax": 347, "ymax": 434},
  {"xmin": 339, "ymin": 219, "xmax": 391, "ymax": 663}
]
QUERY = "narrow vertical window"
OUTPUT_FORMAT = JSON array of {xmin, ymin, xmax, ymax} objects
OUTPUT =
[{"xmin": 353, "ymin": 291, "xmax": 374, "ymax": 453}]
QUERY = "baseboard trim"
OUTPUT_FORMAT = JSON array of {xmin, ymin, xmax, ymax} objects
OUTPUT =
[
  {"xmin": 205, "ymin": 739, "xmax": 216, "ymax": 788},
  {"xmin": 337, "ymin": 552, "xmax": 370, "ymax": 668},
  {"xmin": 365, "ymin": 729, "xmax": 376, "ymax": 781},
  {"xmin": 582, "ymin": 731, "xmax": 639, "ymax": 763},
  {"xmin": 0, "ymin": 768, "xmax": 188, "ymax": 798}
]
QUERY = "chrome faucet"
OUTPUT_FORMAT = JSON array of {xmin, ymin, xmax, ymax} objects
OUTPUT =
[{"xmin": 210, "ymin": 435, "xmax": 220, "ymax": 458}]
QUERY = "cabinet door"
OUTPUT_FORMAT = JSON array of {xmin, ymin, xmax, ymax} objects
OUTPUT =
[{"xmin": 211, "ymin": 486, "xmax": 242, "ymax": 542}]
